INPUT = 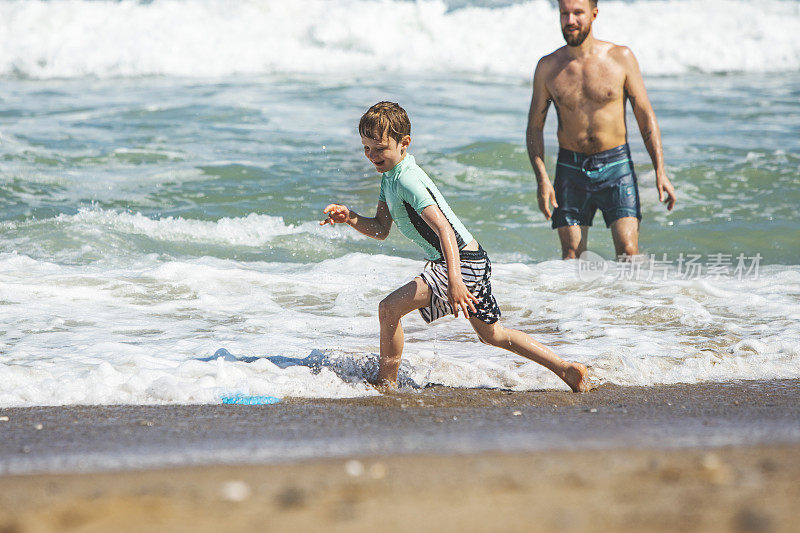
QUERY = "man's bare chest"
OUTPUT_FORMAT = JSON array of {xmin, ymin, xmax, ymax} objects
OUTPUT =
[{"xmin": 549, "ymin": 61, "xmax": 625, "ymax": 111}]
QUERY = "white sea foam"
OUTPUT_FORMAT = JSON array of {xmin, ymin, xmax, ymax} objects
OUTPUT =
[
  {"xmin": 63, "ymin": 209, "xmax": 308, "ymax": 246},
  {"xmin": 0, "ymin": 250, "xmax": 798, "ymax": 407},
  {"xmin": 2, "ymin": 208, "xmax": 362, "ymax": 253},
  {"xmin": 0, "ymin": 0, "xmax": 797, "ymax": 79}
]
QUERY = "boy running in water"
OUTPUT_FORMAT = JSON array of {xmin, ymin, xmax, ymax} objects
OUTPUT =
[{"xmin": 321, "ymin": 102, "xmax": 588, "ymax": 392}]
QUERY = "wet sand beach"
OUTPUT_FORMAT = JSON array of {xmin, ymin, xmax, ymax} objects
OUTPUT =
[
  {"xmin": 1, "ymin": 445, "xmax": 798, "ymax": 533},
  {"xmin": 1, "ymin": 380, "xmax": 799, "ymax": 532}
]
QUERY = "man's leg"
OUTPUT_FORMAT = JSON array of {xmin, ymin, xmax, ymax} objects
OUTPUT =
[
  {"xmin": 468, "ymin": 317, "xmax": 588, "ymax": 392},
  {"xmin": 610, "ymin": 216, "xmax": 640, "ymax": 259},
  {"xmin": 557, "ymin": 225, "xmax": 589, "ymax": 259},
  {"xmin": 376, "ymin": 277, "xmax": 431, "ymax": 387}
]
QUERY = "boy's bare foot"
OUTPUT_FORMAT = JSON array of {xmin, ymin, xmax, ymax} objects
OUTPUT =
[
  {"xmin": 371, "ymin": 379, "xmax": 398, "ymax": 394},
  {"xmin": 563, "ymin": 363, "xmax": 590, "ymax": 393}
]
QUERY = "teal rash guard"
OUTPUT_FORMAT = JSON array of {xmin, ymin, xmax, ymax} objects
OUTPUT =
[{"xmin": 378, "ymin": 154, "xmax": 474, "ymax": 261}]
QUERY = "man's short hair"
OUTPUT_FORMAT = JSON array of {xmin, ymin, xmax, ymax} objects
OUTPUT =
[
  {"xmin": 561, "ymin": 0, "xmax": 598, "ymax": 7},
  {"xmin": 359, "ymin": 101, "xmax": 411, "ymax": 143}
]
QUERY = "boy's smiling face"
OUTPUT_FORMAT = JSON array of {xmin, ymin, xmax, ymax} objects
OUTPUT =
[{"xmin": 361, "ymin": 129, "xmax": 411, "ymax": 173}]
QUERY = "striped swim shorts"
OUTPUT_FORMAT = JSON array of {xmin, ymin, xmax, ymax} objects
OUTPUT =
[{"xmin": 418, "ymin": 245, "xmax": 501, "ymax": 324}]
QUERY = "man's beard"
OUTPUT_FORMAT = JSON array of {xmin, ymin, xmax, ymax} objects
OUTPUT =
[{"xmin": 562, "ymin": 25, "xmax": 590, "ymax": 47}]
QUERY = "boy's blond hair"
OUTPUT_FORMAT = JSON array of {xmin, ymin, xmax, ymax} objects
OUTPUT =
[{"xmin": 359, "ymin": 101, "xmax": 411, "ymax": 143}]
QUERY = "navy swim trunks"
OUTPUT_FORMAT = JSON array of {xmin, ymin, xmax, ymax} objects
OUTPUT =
[{"xmin": 551, "ymin": 143, "xmax": 642, "ymax": 229}]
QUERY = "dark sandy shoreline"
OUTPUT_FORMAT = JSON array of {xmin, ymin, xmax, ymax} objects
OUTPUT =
[
  {"xmin": 2, "ymin": 445, "xmax": 799, "ymax": 532},
  {"xmin": 1, "ymin": 379, "xmax": 798, "ymax": 475},
  {"xmin": 1, "ymin": 380, "xmax": 799, "ymax": 532}
]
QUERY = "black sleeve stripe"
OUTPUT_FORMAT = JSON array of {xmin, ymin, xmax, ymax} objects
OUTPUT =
[
  {"xmin": 404, "ymin": 200, "xmax": 442, "ymax": 254},
  {"xmin": 401, "ymin": 187, "xmax": 467, "ymax": 259},
  {"xmin": 426, "ymin": 187, "xmax": 466, "ymax": 250}
]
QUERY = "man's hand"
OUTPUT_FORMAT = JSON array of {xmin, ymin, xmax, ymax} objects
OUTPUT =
[
  {"xmin": 321, "ymin": 204, "xmax": 350, "ymax": 226},
  {"xmin": 656, "ymin": 173, "xmax": 676, "ymax": 211},
  {"xmin": 448, "ymin": 279, "xmax": 478, "ymax": 319},
  {"xmin": 537, "ymin": 180, "xmax": 559, "ymax": 220}
]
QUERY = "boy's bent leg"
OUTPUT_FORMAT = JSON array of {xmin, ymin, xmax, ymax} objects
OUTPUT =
[
  {"xmin": 468, "ymin": 317, "xmax": 589, "ymax": 392},
  {"xmin": 376, "ymin": 278, "xmax": 431, "ymax": 388}
]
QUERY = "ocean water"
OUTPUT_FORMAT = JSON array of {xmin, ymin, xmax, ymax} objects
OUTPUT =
[{"xmin": 0, "ymin": 0, "xmax": 798, "ymax": 407}]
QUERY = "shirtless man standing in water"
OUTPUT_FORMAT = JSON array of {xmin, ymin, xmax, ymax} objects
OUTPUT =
[{"xmin": 527, "ymin": 0, "xmax": 676, "ymax": 259}]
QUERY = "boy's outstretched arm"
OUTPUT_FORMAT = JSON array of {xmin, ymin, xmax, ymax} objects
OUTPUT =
[
  {"xmin": 321, "ymin": 202, "xmax": 392, "ymax": 240},
  {"xmin": 420, "ymin": 205, "xmax": 478, "ymax": 319}
]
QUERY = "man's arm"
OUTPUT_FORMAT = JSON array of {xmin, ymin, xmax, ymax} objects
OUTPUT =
[
  {"xmin": 321, "ymin": 201, "xmax": 392, "ymax": 239},
  {"xmin": 526, "ymin": 57, "xmax": 559, "ymax": 220},
  {"xmin": 420, "ymin": 205, "xmax": 477, "ymax": 319},
  {"xmin": 620, "ymin": 47, "xmax": 676, "ymax": 210}
]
